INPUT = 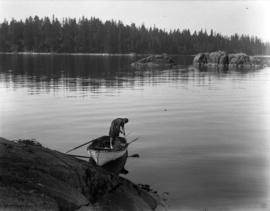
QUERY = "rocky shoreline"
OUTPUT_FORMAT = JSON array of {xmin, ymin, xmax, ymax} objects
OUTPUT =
[{"xmin": 0, "ymin": 137, "xmax": 166, "ymax": 211}]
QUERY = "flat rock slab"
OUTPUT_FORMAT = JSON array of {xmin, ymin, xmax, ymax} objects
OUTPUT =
[{"xmin": 0, "ymin": 137, "xmax": 165, "ymax": 211}]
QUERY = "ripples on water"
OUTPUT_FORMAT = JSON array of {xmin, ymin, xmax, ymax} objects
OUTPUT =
[{"xmin": 0, "ymin": 54, "xmax": 269, "ymax": 210}]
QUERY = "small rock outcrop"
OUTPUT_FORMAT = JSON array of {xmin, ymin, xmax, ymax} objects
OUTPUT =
[
  {"xmin": 228, "ymin": 53, "xmax": 250, "ymax": 66},
  {"xmin": 131, "ymin": 54, "xmax": 176, "ymax": 69},
  {"xmin": 208, "ymin": 51, "xmax": 229, "ymax": 65},
  {"xmin": 193, "ymin": 53, "xmax": 208, "ymax": 65},
  {"xmin": 0, "ymin": 137, "xmax": 166, "ymax": 211}
]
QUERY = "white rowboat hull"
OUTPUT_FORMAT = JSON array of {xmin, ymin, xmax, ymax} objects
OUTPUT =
[{"xmin": 87, "ymin": 148, "xmax": 127, "ymax": 166}]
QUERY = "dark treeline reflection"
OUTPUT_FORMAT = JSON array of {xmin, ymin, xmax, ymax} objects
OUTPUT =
[
  {"xmin": 0, "ymin": 54, "xmax": 136, "ymax": 94},
  {"xmin": 0, "ymin": 54, "xmax": 256, "ymax": 95},
  {"xmin": 0, "ymin": 54, "xmax": 190, "ymax": 93}
]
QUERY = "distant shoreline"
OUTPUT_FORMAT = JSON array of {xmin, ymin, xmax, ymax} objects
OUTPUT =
[
  {"xmin": 0, "ymin": 52, "xmax": 178, "ymax": 57},
  {"xmin": 0, "ymin": 52, "xmax": 140, "ymax": 56},
  {"xmin": 0, "ymin": 52, "xmax": 269, "ymax": 57},
  {"xmin": 0, "ymin": 52, "xmax": 195, "ymax": 57}
]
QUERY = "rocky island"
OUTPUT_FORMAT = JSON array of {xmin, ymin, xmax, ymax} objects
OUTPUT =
[
  {"xmin": 0, "ymin": 137, "xmax": 166, "ymax": 211},
  {"xmin": 131, "ymin": 52, "xmax": 269, "ymax": 71},
  {"xmin": 131, "ymin": 54, "xmax": 176, "ymax": 69},
  {"xmin": 193, "ymin": 51, "xmax": 268, "ymax": 69}
]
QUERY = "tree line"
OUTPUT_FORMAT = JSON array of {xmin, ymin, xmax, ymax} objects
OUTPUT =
[{"xmin": 0, "ymin": 16, "xmax": 269, "ymax": 55}]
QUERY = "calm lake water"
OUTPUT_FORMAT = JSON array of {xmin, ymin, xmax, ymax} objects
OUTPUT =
[{"xmin": 0, "ymin": 54, "xmax": 269, "ymax": 210}]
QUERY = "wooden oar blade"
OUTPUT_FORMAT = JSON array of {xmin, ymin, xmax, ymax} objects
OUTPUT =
[{"xmin": 128, "ymin": 153, "xmax": 140, "ymax": 158}]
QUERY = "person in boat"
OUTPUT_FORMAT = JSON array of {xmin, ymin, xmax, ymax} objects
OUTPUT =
[{"xmin": 109, "ymin": 118, "xmax": 129, "ymax": 149}]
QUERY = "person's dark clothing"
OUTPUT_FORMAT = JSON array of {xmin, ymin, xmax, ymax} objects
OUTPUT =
[{"xmin": 109, "ymin": 118, "xmax": 128, "ymax": 139}]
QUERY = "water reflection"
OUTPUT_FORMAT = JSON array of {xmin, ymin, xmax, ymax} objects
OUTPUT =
[
  {"xmin": 0, "ymin": 54, "xmax": 136, "ymax": 94},
  {"xmin": 0, "ymin": 54, "xmax": 261, "ymax": 95},
  {"xmin": 0, "ymin": 54, "xmax": 269, "ymax": 211}
]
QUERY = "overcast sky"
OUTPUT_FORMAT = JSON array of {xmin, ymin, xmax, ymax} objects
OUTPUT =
[{"xmin": 0, "ymin": 0, "xmax": 269, "ymax": 42}]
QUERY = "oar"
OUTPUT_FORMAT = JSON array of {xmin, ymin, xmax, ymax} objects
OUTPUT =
[
  {"xmin": 66, "ymin": 136, "xmax": 138, "ymax": 153},
  {"xmin": 68, "ymin": 154, "xmax": 90, "ymax": 159},
  {"xmin": 127, "ymin": 137, "xmax": 139, "ymax": 146},
  {"xmin": 66, "ymin": 139, "xmax": 93, "ymax": 153},
  {"xmin": 128, "ymin": 153, "xmax": 140, "ymax": 158}
]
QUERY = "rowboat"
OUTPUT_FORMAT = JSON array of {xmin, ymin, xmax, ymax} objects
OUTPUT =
[{"xmin": 87, "ymin": 136, "xmax": 128, "ymax": 166}]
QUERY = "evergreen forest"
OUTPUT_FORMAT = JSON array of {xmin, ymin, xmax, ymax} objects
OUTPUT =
[{"xmin": 0, "ymin": 16, "xmax": 269, "ymax": 55}]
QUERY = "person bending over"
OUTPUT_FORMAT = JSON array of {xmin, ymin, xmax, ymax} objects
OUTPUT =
[{"xmin": 109, "ymin": 118, "xmax": 129, "ymax": 149}]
